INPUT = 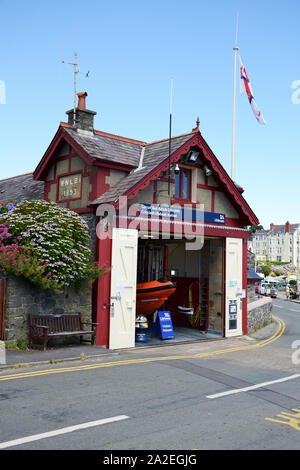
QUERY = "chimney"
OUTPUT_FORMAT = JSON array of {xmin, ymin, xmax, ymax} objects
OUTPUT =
[
  {"xmin": 270, "ymin": 223, "xmax": 274, "ymax": 231},
  {"xmin": 77, "ymin": 91, "xmax": 87, "ymax": 109},
  {"xmin": 66, "ymin": 91, "xmax": 97, "ymax": 133},
  {"xmin": 285, "ymin": 221, "xmax": 290, "ymax": 233}
]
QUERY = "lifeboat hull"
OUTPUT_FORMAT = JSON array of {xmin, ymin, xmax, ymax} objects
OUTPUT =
[{"xmin": 136, "ymin": 280, "xmax": 176, "ymax": 317}]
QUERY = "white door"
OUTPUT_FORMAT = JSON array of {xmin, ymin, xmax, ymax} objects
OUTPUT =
[
  {"xmin": 225, "ymin": 238, "xmax": 243, "ymax": 337},
  {"xmin": 109, "ymin": 228, "xmax": 138, "ymax": 349}
]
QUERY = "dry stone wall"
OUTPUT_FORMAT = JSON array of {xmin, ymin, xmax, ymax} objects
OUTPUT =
[{"xmin": 3, "ymin": 274, "xmax": 92, "ymax": 344}]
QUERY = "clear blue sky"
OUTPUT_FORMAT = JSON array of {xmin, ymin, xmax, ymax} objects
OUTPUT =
[{"xmin": 0, "ymin": 0, "xmax": 299, "ymax": 228}]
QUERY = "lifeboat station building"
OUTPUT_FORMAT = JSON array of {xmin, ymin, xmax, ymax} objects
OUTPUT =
[{"xmin": 1, "ymin": 93, "xmax": 260, "ymax": 350}]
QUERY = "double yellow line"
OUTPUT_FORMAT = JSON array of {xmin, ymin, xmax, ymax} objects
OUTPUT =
[{"xmin": 0, "ymin": 315, "xmax": 285, "ymax": 382}]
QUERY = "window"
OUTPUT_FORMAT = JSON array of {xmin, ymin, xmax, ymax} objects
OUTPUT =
[{"xmin": 174, "ymin": 168, "xmax": 191, "ymax": 200}]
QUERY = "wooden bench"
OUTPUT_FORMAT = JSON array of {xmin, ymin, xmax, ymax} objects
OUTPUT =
[{"xmin": 28, "ymin": 313, "xmax": 98, "ymax": 351}]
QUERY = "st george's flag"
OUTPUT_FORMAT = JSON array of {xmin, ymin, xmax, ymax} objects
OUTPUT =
[{"xmin": 239, "ymin": 55, "xmax": 266, "ymax": 125}]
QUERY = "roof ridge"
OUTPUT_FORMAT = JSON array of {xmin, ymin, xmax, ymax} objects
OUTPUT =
[
  {"xmin": 60, "ymin": 121, "xmax": 196, "ymax": 147},
  {"xmin": 0, "ymin": 172, "xmax": 33, "ymax": 182},
  {"xmin": 145, "ymin": 131, "xmax": 197, "ymax": 146},
  {"xmin": 93, "ymin": 129, "xmax": 146, "ymax": 145},
  {"xmin": 60, "ymin": 122, "xmax": 146, "ymax": 145}
]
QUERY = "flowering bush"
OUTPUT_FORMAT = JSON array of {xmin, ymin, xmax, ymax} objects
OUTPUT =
[
  {"xmin": 0, "ymin": 201, "xmax": 21, "ymax": 214},
  {"xmin": 0, "ymin": 200, "xmax": 106, "ymax": 292},
  {"xmin": 0, "ymin": 244, "xmax": 63, "ymax": 293},
  {"xmin": 256, "ymin": 262, "xmax": 296, "ymax": 278}
]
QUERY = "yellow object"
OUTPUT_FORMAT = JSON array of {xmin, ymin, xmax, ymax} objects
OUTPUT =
[
  {"xmin": 188, "ymin": 282, "xmax": 200, "ymax": 327},
  {"xmin": 135, "ymin": 322, "xmax": 148, "ymax": 328}
]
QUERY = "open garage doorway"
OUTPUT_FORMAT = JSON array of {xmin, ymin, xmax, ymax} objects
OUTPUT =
[{"xmin": 135, "ymin": 235, "xmax": 224, "ymax": 346}]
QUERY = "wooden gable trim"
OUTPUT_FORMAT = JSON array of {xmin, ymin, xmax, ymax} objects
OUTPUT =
[
  {"xmin": 33, "ymin": 127, "xmax": 94, "ymax": 181},
  {"xmin": 111, "ymin": 132, "xmax": 259, "ymax": 226},
  {"xmin": 34, "ymin": 125, "xmax": 137, "ymax": 182},
  {"xmin": 123, "ymin": 134, "xmax": 200, "ymax": 204}
]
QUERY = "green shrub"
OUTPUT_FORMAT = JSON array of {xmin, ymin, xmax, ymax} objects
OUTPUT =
[{"xmin": 261, "ymin": 265, "xmax": 271, "ymax": 276}]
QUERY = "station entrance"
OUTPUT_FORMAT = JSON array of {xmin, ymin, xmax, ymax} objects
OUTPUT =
[
  {"xmin": 105, "ymin": 227, "xmax": 244, "ymax": 350},
  {"xmin": 135, "ymin": 235, "xmax": 224, "ymax": 346}
]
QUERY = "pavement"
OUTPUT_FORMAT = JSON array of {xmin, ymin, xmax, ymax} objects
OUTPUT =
[
  {"xmin": 0, "ymin": 329, "xmax": 274, "ymax": 372},
  {"xmin": 0, "ymin": 293, "xmax": 297, "ymax": 371},
  {"xmin": 0, "ymin": 343, "xmax": 120, "ymax": 370}
]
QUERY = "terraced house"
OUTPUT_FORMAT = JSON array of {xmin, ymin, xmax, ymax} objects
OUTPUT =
[{"xmin": 251, "ymin": 222, "xmax": 300, "ymax": 267}]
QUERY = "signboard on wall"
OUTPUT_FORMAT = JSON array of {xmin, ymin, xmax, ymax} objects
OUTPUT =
[
  {"xmin": 139, "ymin": 204, "xmax": 225, "ymax": 224},
  {"xmin": 58, "ymin": 173, "xmax": 82, "ymax": 201}
]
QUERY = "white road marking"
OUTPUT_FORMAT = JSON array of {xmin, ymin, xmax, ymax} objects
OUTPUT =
[
  {"xmin": 0, "ymin": 415, "xmax": 129, "ymax": 449},
  {"xmin": 207, "ymin": 374, "xmax": 300, "ymax": 400}
]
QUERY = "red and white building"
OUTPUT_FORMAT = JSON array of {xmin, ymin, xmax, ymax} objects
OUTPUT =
[{"xmin": 1, "ymin": 92, "xmax": 260, "ymax": 349}]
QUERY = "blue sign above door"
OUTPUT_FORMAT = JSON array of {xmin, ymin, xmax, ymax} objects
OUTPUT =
[{"xmin": 139, "ymin": 204, "xmax": 225, "ymax": 224}]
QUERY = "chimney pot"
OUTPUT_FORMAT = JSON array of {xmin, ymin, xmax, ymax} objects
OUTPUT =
[
  {"xmin": 270, "ymin": 223, "xmax": 274, "ymax": 231},
  {"xmin": 285, "ymin": 221, "xmax": 290, "ymax": 233},
  {"xmin": 77, "ymin": 91, "xmax": 88, "ymax": 109}
]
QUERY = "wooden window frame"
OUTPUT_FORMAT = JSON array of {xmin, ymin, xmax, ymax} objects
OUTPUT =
[{"xmin": 172, "ymin": 168, "xmax": 192, "ymax": 203}]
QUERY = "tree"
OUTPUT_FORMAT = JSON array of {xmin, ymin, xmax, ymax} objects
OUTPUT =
[
  {"xmin": 249, "ymin": 225, "xmax": 264, "ymax": 235},
  {"xmin": 261, "ymin": 265, "xmax": 271, "ymax": 277}
]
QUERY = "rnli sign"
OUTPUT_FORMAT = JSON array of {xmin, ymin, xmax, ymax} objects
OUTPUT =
[
  {"xmin": 151, "ymin": 311, "xmax": 175, "ymax": 340},
  {"xmin": 58, "ymin": 173, "xmax": 82, "ymax": 201},
  {"xmin": 139, "ymin": 204, "xmax": 225, "ymax": 224}
]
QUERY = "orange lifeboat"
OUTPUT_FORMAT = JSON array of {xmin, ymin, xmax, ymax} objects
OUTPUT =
[{"xmin": 136, "ymin": 279, "xmax": 176, "ymax": 317}]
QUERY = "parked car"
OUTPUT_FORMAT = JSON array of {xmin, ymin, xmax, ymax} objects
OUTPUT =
[
  {"xmin": 265, "ymin": 283, "xmax": 271, "ymax": 296},
  {"xmin": 270, "ymin": 287, "xmax": 278, "ymax": 298},
  {"xmin": 259, "ymin": 282, "xmax": 271, "ymax": 296},
  {"xmin": 259, "ymin": 282, "xmax": 266, "ymax": 295}
]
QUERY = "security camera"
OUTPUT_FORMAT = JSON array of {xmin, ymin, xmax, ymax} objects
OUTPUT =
[
  {"xmin": 174, "ymin": 163, "xmax": 180, "ymax": 175},
  {"xmin": 203, "ymin": 165, "xmax": 212, "ymax": 177}
]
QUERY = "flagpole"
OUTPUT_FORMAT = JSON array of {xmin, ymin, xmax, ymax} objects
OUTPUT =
[
  {"xmin": 231, "ymin": 12, "xmax": 239, "ymax": 181},
  {"xmin": 231, "ymin": 45, "xmax": 239, "ymax": 181},
  {"xmin": 168, "ymin": 78, "xmax": 173, "ymax": 196}
]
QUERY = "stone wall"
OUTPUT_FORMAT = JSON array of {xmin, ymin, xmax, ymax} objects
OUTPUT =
[
  {"xmin": 3, "ymin": 274, "xmax": 92, "ymax": 344},
  {"xmin": 247, "ymin": 297, "xmax": 272, "ymax": 334},
  {"xmin": 0, "ymin": 210, "xmax": 97, "ymax": 346},
  {"xmin": 247, "ymin": 249, "xmax": 255, "ymax": 269},
  {"xmin": 247, "ymin": 281, "xmax": 256, "ymax": 303},
  {"xmin": 81, "ymin": 212, "xmax": 97, "ymax": 260}
]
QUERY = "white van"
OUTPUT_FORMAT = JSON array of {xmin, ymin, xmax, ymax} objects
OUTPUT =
[
  {"xmin": 259, "ymin": 282, "xmax": 271, "ymax": 295},
  {"xmin": 259, "ymin": 282, "xmax": 266, "ymax": 295}
]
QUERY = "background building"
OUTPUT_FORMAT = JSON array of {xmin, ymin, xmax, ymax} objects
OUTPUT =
[{"xmin": 250, "ymin": 222, "xmax": 300, "ymax": 268}]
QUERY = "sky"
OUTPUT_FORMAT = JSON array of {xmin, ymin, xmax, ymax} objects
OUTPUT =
[{"xmin": 0, "ymin": 0, "xmax": 299, "ymax": 229}]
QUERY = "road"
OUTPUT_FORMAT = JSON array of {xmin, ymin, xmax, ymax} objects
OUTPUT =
[{"xmin": 0, "ymin": 297, "xmax": 300, "ymax": 452}]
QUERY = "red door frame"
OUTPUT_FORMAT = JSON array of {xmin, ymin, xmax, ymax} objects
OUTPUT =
[
  {"xmin": 95, "ymin": 229, "xmax": 112, "ymax": 348},
  {"xmin": 95, "ymin": 222, "xmax": 249, "ymax": 348},
  {"xmin": 242, "ymin": 238, "xmax": 248, "ymax": 334}
]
